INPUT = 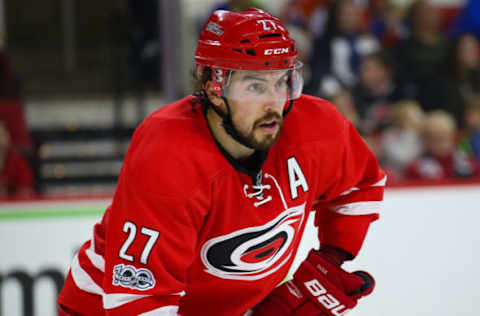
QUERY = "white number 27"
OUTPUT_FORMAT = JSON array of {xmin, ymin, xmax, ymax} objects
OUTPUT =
[{"xmin": 119, "ymin": 221, "xmax": 160, "ymax": 264}]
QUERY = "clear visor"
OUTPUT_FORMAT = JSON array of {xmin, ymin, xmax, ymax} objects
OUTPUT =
[{"xmin": 222, "ymin": 61, "xmax": 304, "ymax": 102}]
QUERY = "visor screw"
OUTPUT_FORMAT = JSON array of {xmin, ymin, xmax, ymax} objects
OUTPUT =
[
  {"xmin": 265, "ymin": 61, "xmax": 270, "ymax": 66},
  {"xmin": 284, "ymin": 59, "xmax": 288, "ymax": 64}
]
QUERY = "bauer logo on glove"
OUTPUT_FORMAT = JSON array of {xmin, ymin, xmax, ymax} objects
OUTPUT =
[
  {"xmin": 304, "ymin": 279, "xmax": 349, "ymax": 314},
  {"xmin": 252, "ymin": 247, "xmax": 375, "ymax": 316}
]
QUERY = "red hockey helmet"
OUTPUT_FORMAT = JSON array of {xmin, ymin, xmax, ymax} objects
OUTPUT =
[
  {"xmin": 195, "ymin": 8, "xmax": 303, "ymax": 100},
  {"xmin": 196, "ymin": 8, "xmax": 297, "ymax": 70}
]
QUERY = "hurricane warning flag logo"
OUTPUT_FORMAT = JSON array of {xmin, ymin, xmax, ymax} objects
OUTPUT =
[{"xmin": 201, "ymin": 204, "xmax": 306, "ymax": 281}]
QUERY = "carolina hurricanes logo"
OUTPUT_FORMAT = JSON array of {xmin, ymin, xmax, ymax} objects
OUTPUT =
[{"xmin": 201, "ymin": 203, "xmax": 306, "ymax": 281}]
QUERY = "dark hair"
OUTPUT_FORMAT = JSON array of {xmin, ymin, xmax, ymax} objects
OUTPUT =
[
  {"xmin": 324, "ymin": 0, "xmax": 344, "ymax": 38},
  {"xmin": 191, "ymin": 67, "xmax": 235, "ymax": 112},
  {"xmin": 446, "ymin": 33, "xmax": 478, "ymax": 79},
  {"xmin": 191, "ymin": 66, "xmax": 213, "ymax": 111},
  {"xmin": 404, "ymin": 0, "xmax": 424, "ymax": 30},
  {"xmin": 324, "ymin": 0, "xmax": 358, "ymax": 38},
  {"xmin": 362, "ymin": 50, "xmax": 394, "ymax": 72}
]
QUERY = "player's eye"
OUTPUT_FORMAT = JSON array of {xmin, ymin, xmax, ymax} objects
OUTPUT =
[
  {"xmin": 275, "ymin": 76, "xmax": 288, "ymax": 89},
  {"xmin": 247, "ymin": 83, "xmax": 266, "ymax": 94}
]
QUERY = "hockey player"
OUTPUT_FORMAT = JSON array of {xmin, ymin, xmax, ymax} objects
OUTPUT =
[{"xmin": 57, "ymin": 8, "xmax": 385, "ymax": 316}]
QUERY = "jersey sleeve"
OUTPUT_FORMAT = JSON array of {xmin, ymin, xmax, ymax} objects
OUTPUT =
[
  {"xmin": 314, "ymin": 119, "xmax": 385, "ymax": 258},
  {"xmin": 101, "ymin": 124, "xmax": 208, "ymax": 315}
]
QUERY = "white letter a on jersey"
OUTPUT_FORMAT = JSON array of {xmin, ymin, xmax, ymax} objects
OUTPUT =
[{"xmin": 287, "ymin": 157, "xmax": 309, "ymax": 200}]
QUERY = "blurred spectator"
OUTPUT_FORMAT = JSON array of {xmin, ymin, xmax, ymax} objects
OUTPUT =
[
  {"xmin": 305, "ymin": 0, "xmax": 379, "ymax": 97},
  {"xmin": 0, "ymin": 120, "xmax": 34, "ymax": 198},
  {"xmin": 286, "ymin": 24, "xmax": 313, "ymax": 82},
  {"xmin": 352, "ymin": 50, "xmax": 406, "ymax": 134},
  {"xmin": 329, "ymin": 86, "xmax": 385, "ymax": 165},
  {"xmin": 0, "ymin": 49, "xmax": 20, "ymax": 99},
  {"xmin": 378, "ymin": 100, "xmax": 424, "ymax": 182},
  {"xmin": 0, "ymin": 99, "xmax": 32, "ymax": 154},
  {"xmin": 329, "ymin": 88, "xmax": 359, "ymax": 127},
  {"xmin": 449, "ymin": 0, "xmax": 480, "ymax": 39},
  {"xmin": 405, "ymin": 110, "xmax": 479, "ymax": 181},
  {"xmin": 451, "ymin": 34, "xmax": 480, "ymax": 99},
  {"xmin": 0, "ymin": 49, "xmax": 32, "ymax": 155},
  {"xmin": 394, "ymin": 0, "xmax": 449, "ymax": 104},
  {"xmin": 367, "ymin": 0, "xmax": 408, "ymax": 48},
  {"xmin": 443, "ymin": 33, "xmax": 480, "ymax": 126},
  {"xmin": 413, "ymin": 33, "xmax": 480, "ymax": 129},
  {"xmin": 459, "ymin": 97, "xmax": 480, "ymax": 162},
  {"xmin": 0, "ymin": 48, "xmax": 34, "ymax": 195},
  {"xmin": 279, "ymin": 0, "xmax": 332, "ymax": 38}
]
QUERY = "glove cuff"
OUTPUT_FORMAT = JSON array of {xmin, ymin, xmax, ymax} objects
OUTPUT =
[{"xmin": 318, "ymin": 244, "xmax": 353, "ymax": 266}]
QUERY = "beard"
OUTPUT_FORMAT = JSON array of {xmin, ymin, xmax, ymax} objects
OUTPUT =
[{"xmin": 234, "ymin": 112, "xmax": 284, "ymax": 150}]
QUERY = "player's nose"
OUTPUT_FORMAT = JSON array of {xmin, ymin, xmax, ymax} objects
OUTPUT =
[{"xmin": 262, "ymin": 96, "xmax": 284, "ymax": 114}]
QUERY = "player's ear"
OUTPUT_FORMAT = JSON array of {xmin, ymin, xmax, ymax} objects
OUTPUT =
[{"xmin": 205, "ymin": 81, "xmax": 224, "ymax": 108}]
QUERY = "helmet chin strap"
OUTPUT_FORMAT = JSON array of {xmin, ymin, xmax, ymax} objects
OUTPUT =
[
  {"xmin": 283, "ymin": 99, "xmax": 294, "ymax": 116},
  {"xmin": 209, "ymin": 95, "xmax": 257, "ymax": 150}
]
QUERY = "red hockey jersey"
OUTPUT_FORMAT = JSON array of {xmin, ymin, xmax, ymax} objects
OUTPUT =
[{"xmin": 58, "ymin": 94, "xmax": 385, "ymax": 316}]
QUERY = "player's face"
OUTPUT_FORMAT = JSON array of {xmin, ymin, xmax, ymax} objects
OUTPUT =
[{"xmin": 225, "ymin": 70, "xmax": 288, "ymax": 149}]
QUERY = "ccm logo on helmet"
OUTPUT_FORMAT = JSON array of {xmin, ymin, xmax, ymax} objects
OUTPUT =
[
  {"xmin": 264, "ymin": 48, "xmax": 289, "ymax": 55},
  {"xmin": 304, "ymin": 279, "xmax": 350, "ymax": 316}
]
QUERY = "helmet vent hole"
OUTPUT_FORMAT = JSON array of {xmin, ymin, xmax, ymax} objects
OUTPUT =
[
  {"xmin": 259, "ymin": 33, "xmax": 281, "ymax": 39},
  {"xmin": 232, "ymin": 49, "xmax": 242, "ymax": 53},
  {"xmin": 245, "ymin": 49, "xmax": 256, "ymax": 56},
  {"xmin": 240, "ymin": 39, "xmax": 250, "ymax": 43},
  {"xmin": 265, "ymin": 61, "xmax": 270, "ymax": 66}
]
